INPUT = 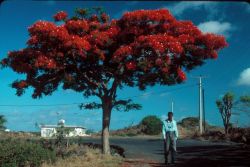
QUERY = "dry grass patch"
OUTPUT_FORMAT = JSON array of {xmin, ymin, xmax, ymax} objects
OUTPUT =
[{"xmin": 42, "ymin": 146, "xmax": 123, "ymax": 167}]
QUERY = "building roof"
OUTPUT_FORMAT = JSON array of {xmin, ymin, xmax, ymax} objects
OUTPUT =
[{"xmin": 40, "ymin": 125, "xmax": 86, "ymax": 129}]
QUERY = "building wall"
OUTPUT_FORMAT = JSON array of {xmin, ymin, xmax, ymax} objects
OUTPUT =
[
  {"xmin": 41, "ymin": 127, "xmax": 87, "ymax": 137},
  {"xmin": 41, "ymin": 128, "xmax": 57, "ymax": 137}
]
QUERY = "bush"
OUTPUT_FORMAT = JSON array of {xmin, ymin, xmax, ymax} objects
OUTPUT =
[
  {"xmin": 0, "ymin": 139, "xmax": 56, "ymax": 167},
  {"xmin": 178, "ymin": 117, "xmax": 199, "ymax": 128},
  {"xmin": 140, "ymin": 115, "xmax": 162, "ymax": 135}
]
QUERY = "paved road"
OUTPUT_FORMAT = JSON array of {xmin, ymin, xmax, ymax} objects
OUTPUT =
[{"xmin": 81, "ymin": 137, "xmax": 250, "ymax": 167}]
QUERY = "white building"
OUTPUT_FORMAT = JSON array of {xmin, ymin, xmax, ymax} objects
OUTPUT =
[{"xmin": 40, "ymin": 120, "xmax": 89, "ymax": 138}]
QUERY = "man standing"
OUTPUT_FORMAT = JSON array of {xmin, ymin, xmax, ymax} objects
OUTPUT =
[{"xmin": 162, "ymin": 112, "xmax": 178, "ymax": 165}]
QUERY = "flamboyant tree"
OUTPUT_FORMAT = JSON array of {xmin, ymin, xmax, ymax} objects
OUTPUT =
[{"xmin": 1, "ymin": 8, "xmax": 227, "ymax": 154}]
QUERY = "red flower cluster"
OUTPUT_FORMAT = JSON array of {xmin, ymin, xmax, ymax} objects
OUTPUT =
[
  {"xmin": 88, "ymin": 30, "xmax": 110, "ymax": 47},
  {"xmin": 65, "ymin": 20, "xmax": 89, "ymax": 34},
  {"xmin": 121, "ymin": 9, "xmax": 175, "ymax": 26},
  {"xmin": 27, "ymin": 35, "xmax": 38, "ymax": 45},
  {"xmin": 49, "ymin": 26, "xmax": 69, "ymax": 41},
  {"xmin": 64, "ymin": 35, "xmax": 91, "ymax": 51},
  {"xmin": 177, "ymin": 68, "xmax": 186, "ymax": 81},
  {"xmin": 126, "ymin": 62, "xmax": 136, "ymax": 70},
  {"xmin": 101, "ymin": 13, "xmax": 109, "ymax": 23},
  {"xmin": 28, "ymin": 21, "xmax": 57, "ymax": 35},
  {"xmin": 155, "ymin": 58, "xmax": 163, "ymax": 66},
  {"xmin": 198, "ymin": 33, "xmax": 228, "ymax": 50},
  {"xmin": 3, "ymin": 8, "xmax": 228, "ymax": 97},
  {"xmin": 89, "ymin": 21, "xmax": 101, "ymax": 30},
  {"xmin": 18, "ymin": 80, "xmax": 28, "ymax": 88},
  {"xmin": 53, "ymin": 11, "xmax": 68, "ymax": 21},
  {"xmin": 170, "ymin": 21, "xmax": 201, "ymax": 37},
  {"xmin": 35, "ymin": 55, "xmax": 57, "ymax": 69},
  {"xmin": 178, "ymin": 34, "xmax": 195, "ymax": 44},
  {"xmin": 105, "ymin": 26, "xmax": 120, "ymax": 38},
  {"xmin": 136, "ymin": 34, "xmax": 183, "ymax": 54},
  {"xmin": 113, "ymin": 46, "xmax": 132, "ymax": 61},
  {"xmin": 89, "ymin": 15, "xmax": 99, "ymax": 22}
]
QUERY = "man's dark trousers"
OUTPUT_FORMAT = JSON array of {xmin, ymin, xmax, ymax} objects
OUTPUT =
[{"xmin": 164, "ymin": 131, "xmax": 176, "ymax": 164}]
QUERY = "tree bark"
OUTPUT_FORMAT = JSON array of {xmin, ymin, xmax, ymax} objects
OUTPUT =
[
  {"xmin": 101, "ymin": 96, "xmax": 112, "ymax": 154},
  {"xmin": 225, "ymin": 124, "xmax": 228, "ymax": 135}
]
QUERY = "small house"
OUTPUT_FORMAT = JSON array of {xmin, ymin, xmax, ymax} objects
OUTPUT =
[{"xmin": 40, "ymin": 119, "xmax": 89, "ymax": 138}]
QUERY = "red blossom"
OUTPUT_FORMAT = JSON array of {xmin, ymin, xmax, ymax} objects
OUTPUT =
[
  {"xmin": 89, "ymin": 15, "xmax": 99, "ymax": 22},
  {"xmin": 161, "ymin": 67, "xmax": 169, "ymax": 73},
  {"xmin": 53, "ymin": 11, "xmax": 68, "ymax": 21},
  {"xmin": 120, "ymin": 9, "xmax": 175, "ymax": 26},
  {"xmin": 155, "ymin": 58, "xmax": 163, "ymax": 66},
  {"xmin": 64, "ymin": 35, "xmax": 91, "ymax": 51},
  {"xmin": 18, "ymin": 81, "xmax": 28, "ymax": 88},
  {"xmin": 27, "ymin": 35, "xmax": 38, "ymax": 45},
  {"xmin": 2, "ymin": 8, "xmax": 228, "ymax": 99},
  {"xmin": 65, "ymin": 20, "xmax": 89, "ymax": 34},
  {"xmin": 113, "ymin": 46, "xmax": 132, "ymax": 61},
  {"xmin": 35, "ymin": 55, "xmax": 57, "ymax": 69},
  {"xmin": 177, "ymin": 68, "xmax": 186, "ymax": 81},
  {"xmin": 101, "ymin": 13, "xmax": 109, "ymax": 23},
  {"xmin": 126, "ymin": 62, "xmax": 136, "ymax": 70}
]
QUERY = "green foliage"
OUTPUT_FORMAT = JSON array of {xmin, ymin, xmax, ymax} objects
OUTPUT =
[
  {"xmin": 178, "ymin": 117, "xmax": 199, "ymax": 128},
  {"xmin": 86, "ymin": 129, "xmax": 95, "ymax": 135},
  {"xmin": 237, "ymin": 95, "xmax": 250, "ymax": 114},
  {"xmin": 80, "ymin": 102, "xmax": 102, "ymax": 110},
  {"xmin": 0, "ymin": 115, "xmax": 7, "ymax": 131},
  {"xmin": 54, "ymin": 125, "xmax": 73, "ymax": 148},
  {"xmin": 216, "ymin": 92, "xmax": 234, "ymax": 134},
  {"xmin": 113, "ymin": 99, "xmax": 142, "ymax": 112},
  {"xmin": 0, "ymin": 139, "xmax": 56, "ymax": 167},
  {"xmin": 140, "ymin": 115, "xmax": 162, "ymax": 135}
]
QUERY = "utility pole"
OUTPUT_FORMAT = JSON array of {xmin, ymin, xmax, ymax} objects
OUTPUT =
[
  {"xmin": 192, "ymin": 75, "xmax": 208, "ymax": 134},
  {"xmin": 202, "ymin": 88, "xmax": 206, "ymax": 132}
]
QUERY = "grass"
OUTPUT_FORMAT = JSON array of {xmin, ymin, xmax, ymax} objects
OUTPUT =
[{"xmin": 42, "ymin": 146, "xmax": 123, "ymax": 167}]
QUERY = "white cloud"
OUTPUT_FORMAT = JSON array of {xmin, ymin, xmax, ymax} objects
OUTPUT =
[
  {"xmin": 198, "ymin": 21, "xmax": 233, "ymax": 38},
  {"xmin": 237, "ymin": 68, "xmax": 250, "ymax": 86},
  {"xmin": 166, "ymin": 1, "xmax": 218, "ymax": 17},
  {"xmin": 159, "ymin": 92, "xmax": 170, "ymax": 97},
  {"xmin": 140, "ymin": 92, "xmax": 152, "ymax": 100}
]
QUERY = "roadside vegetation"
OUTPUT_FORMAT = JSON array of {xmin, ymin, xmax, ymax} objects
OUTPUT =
[
  {"xmin": 42, "ymin": 146, "xmax": 123, "ymax": 167},
  {"xmin": 109, "ymin": 115, "xmax": 163, "ymax": 137}
]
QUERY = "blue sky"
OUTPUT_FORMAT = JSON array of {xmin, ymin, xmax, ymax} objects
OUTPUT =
[{"xmin": 0, "ymin": 1, "xmax": 250, "ymax": 132}]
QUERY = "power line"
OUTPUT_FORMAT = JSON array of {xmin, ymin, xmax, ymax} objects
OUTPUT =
[{"xmin": 0, "ymin": 83, "xmax": 197, "ymax": 107}]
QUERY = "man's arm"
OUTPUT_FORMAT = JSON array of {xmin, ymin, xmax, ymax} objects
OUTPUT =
[
  {"xmin": 174, "ymin": 120, "xmax": 178, "ymax": 139},
  {"xmin": 162, "ymin": 122, "xmax": 166, "ymax": 139}
]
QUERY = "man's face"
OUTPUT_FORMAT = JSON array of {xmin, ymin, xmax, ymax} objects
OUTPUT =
[{"xmin": 168, "ymin": 113, "xmax": 173, "ymax": 121}]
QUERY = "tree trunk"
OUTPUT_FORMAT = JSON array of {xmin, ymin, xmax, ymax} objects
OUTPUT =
[
  {"xmin": 101, "ymin": 97, "xmax": 112, "ymax": 154},
  {"xmin": 225, "ymin": 124, "xmax": 228, "ymax": 135}
]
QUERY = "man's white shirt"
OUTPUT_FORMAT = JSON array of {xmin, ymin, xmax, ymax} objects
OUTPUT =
[{"xmin": 162, "ymin": 119, "xmax": 178, "ymax": 140}]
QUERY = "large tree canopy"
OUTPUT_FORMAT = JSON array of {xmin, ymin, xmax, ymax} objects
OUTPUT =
[
  {"xmin": 1, "ymin": 8, "xmax": 227, "ymax": 154},
  {"xmin": 1, "ymin": 8, "xmax": 227, "ymax": 99}
]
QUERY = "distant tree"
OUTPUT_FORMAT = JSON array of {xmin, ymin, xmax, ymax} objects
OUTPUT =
[
  {"xmin": 235, "ymin": 95, "xmax": 250, "ymax": 115},
  {"xmin": 0, "ymin": 115, "xmax": 7, "ymax": 131},
  {"xmin": 86, "ymin": 129, "xmax": 95, "ymax": 135},
  {"xmin": 140, "ymin": 115, "xmax": 162, "ymax": 135},
  {"xmin": 1, "ymin": 7, "xmax": 227, "ymax": 154},
  {"xmin": 178, "ymin": 117, "xmax": 199, "ymax": 128},
  {"xmin": 216, "ymin": 92, "xmax": 234, "ymax": 135}
]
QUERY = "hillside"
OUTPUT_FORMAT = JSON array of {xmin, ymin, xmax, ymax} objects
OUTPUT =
[{"xmin": 108, "ymin": 117, "xmax": 223, "ymax": 138}]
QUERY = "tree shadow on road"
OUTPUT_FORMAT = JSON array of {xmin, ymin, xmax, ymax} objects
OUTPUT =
[{"xmin": 151, "ymin": 144, "xmax": 250, "ymax": 167}]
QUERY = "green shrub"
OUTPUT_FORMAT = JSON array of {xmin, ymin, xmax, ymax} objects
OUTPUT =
[
  {"xmin": 140, "ymin": 115, "xmax": 162, "ymax": 135},
  {"xmin": 178, "ymin": 117, "xmax": 199, "ymax": 128},
  {"xmin": 0, "ymin": 139, "xmax": 56, "ymax": 167}
]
